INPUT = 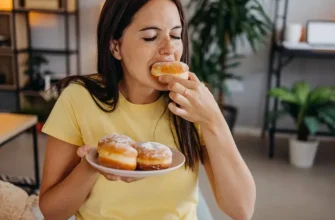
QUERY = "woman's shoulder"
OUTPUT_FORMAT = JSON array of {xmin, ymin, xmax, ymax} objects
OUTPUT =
[
  {"xmin": 56, "ymin": 83, "xmax": 89, "ymax": 106},
  {"xmin": 55, "ymin": 81, "xmax": 93, "ymax": 111},
  {"xmin": 62, "ymin": 82, "xmax": 89, "ymax": 95},
  {"xmin": 58, "ymin": 74, "xmax": 108, "ymax": 110},
  {"xmin": 59, "ymin": 74, "xmax": 103, "ymax": 96}
]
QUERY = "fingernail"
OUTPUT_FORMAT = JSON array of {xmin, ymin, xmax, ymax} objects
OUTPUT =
[{"xmin": 158, "ymin": 76, "xmax": 163, "ymax": 81}]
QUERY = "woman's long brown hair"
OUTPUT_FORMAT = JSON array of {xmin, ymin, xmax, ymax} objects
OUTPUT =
[{"xmin": 55, "ymin": 0, "xmax": 203, "ymax": 170}]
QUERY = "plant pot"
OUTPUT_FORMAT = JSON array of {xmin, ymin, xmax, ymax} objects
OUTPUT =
[
  {"xmin": 289, "ymin": 138, "xmax": 319, "ymax": 168},
  {"xmin": 218, "ymin": 103, "xmax": 238, "ymax": 133}
]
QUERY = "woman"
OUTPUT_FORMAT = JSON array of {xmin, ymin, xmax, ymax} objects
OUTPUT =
[{"xmin": 39, "ymin": 0, "xmax": 256, "ymax": 219}]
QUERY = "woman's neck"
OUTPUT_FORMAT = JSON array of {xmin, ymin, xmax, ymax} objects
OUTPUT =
[{"xmin": 119, "ymin": 79, "xmax": 161, "ymax": 105}]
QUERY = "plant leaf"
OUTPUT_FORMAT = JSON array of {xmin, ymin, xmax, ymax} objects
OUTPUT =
[
  {"xmin": 304, "ymin": 117, "xmax": 320, "ymax": 136},
  {"xmin": 318, "ymin": 111, "xmax": 335, "ymax": 130},
  {"xmin": 308, "ymin": 86, "xmax": 333, "ymax": 106},
  {"xmin": 225, "ymin": 62, "xmax": 240, "ymax": 70},
  {"xmin": 268, "ymin": 88, "xmax": 298, "ymax": 103},
  {"xmin": 330, "ymin": 90, "xmax": 335, "ymax": 101},
  {"xmin": 293, "ymin": 81, "xmax": 310, "ymax": 105},
  {"xmin": 319, "ymin": 106, "xmax": 335, "ymax": 119},
  {"xmin": 281, "ymin": 101, "xmax": 300, "ymax": 122},
  {"xmin": 188, "ymin": 0, "xmax": 271, "ymax": 97},
  {"xmin": 317, "ymin": 106, "xmax": 335, "ymax": 130},
  {"xmin": 253, "ymin": 0, "xmax": 273, "ymax": 26}
]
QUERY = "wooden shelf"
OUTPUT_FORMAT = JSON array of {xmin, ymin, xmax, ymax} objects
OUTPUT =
[
  {"xmin": 0, "ymin": 84, "xmax": 16, "ymax": 91},
  {"xmin": 16, "ymin": 48, "xmax": 78, "ymax": 55},
  {"xmin": 0, "ymin": 10, "xmax": 11, "ymax": 15},
  {"xmin": 0, "ymin": 0, "xmax": 80, "ymax": 113},
  {"xmin": 0, "ymin": 55, "xmax": 15, "ymax": 86},
  {"xmin": 20, "ymin": 90, "xmax": 43, "ymax": 97},
  {"xmin": 0, "ymin": 9, "xmax": 77, "ymax": 15},
  {"xmin": 14, "ymin": 8, "xmax": 77, "ymax": 15},
  {"xmin": 0, "ymin": 47, "xmax": 13, "ymax": 54},
  {"xmin": 277, "ymin": 45, "xmax": 335, "ymax": 58}
]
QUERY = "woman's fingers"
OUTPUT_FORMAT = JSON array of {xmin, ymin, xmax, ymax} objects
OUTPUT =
[
  {"xmin": 158, "ymin": 75, "xmax": 197, "ymax": 89},
  {"xmin": 104, "ymin": 174, "xmax": 121, "ymax": 181},
  {"xmin": 168, "ymin": 81, "xmax": 185, "ymax": 94},
  {"xmin": 77, "ymin": 145, "xmax": 91, "ymax": 158},
  {"xmin": 121, "ymin": 177, "xmax": 144, "ymax": 183},
  {"xmin": 168, "ymin": 102, "xmax": 188, "ymax": 118},
  {"xmin": 188, "ymin": 72, "xmax": 201, "ymax": 83},
  {"xmin": 79, "ymin": 146, "xmax": 144, "ymax": 183},
  {"xmin": 169, "ymin": 92, "xmax": 191, "ymax": 108},
  {"xmin": 101, "ymin": 171, "xmax": 144, "ymax": 183}
]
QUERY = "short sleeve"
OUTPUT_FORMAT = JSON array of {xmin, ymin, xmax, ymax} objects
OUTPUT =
[{"xmin": 42, "ymin": 85, "xmax": 84, "ymax": 146}]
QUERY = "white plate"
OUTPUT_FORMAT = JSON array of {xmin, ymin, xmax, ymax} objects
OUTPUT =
[{"xmin": 85, "ymin": 147, "xmax": 185, "ymax": 178}]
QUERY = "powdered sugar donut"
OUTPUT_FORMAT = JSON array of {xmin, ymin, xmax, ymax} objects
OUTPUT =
[
  {"xmin": 97, "ymin": 134, "xmax": 137, "ymax": 170},
  {"xmin": 133, "ymin": 142, "xmax": 173, "ymax": 171}
]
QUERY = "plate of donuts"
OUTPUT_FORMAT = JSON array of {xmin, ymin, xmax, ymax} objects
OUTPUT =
[{"xmin": 85, "ymin": 134, "xmax": 186, "ymax": 178}]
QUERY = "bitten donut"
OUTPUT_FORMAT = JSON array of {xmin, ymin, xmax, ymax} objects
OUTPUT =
[
  {"xmin": 151, "ymin": 61, "xmax": 189, "ymax": 79},
  {"xmin": 133, "ymin": 142, "xmax": 173, "ymax": 171},
  {"xmin": 97, "ymin": 134, "xmax": 138, "ymax": 170}
]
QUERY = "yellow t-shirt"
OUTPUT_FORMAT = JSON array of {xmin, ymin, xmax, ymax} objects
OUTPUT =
[{"xmin": 42, "ymin": 83, "xmax": 200, "ymax": 220}]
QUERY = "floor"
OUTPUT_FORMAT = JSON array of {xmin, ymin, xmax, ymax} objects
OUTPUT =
[{"xmin": 0, "ymin": 132, "xmax": 334, "ymax": 220}]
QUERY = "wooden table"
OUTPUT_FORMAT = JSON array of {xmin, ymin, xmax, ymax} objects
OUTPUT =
[{"xmin": 0, "ymin": 113, "xmax": 40, "ymax": 190}]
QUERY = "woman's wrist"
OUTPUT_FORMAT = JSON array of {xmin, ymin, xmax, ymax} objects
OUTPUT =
[
  {"xmin": 79, "ymin": 157, "xmax": 98, "ymax": 175},
  {"xmin": 200, "ymin": 113, "xmax": 227, "ymax": 135}
]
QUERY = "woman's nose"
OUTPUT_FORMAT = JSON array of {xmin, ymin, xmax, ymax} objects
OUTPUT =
[{"xmin": 159, "ymin": 38, "xmax": 175, "ymax": 55}]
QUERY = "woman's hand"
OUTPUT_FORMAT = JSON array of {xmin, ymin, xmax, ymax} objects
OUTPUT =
[
  {"xmin": 159, "ymin": 72, "xmax": 222, "ymax": 128},
  {"xmin": 77, "ymin": 145, "xmax": 143, "ymax": 183}
]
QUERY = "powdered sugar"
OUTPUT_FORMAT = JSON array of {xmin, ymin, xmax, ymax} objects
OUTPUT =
[
  {"xmin": 98, "ymin": 134, "xmax": 136, "ymax": 153},
  {"xmin": 140, "ymin": 142, "xmax": 166, "ymax": 150},
  {"xmin": 99, "ymin": 134, "xmax": 134, "ymax": 145},
  {"xmin": 136, "ymin": 142, "xmax": 173, "ymax": 159}
]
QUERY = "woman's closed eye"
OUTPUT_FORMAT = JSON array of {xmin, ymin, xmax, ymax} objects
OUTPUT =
[
  {"xmin": 143, "ymin": 35, "xmax": 181, "ymax": 42},
  {"xmin": 171, "ymin": 35, "xmax": 181, "ymax": 40}
]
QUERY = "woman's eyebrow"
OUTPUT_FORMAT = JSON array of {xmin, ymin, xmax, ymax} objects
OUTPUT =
[{"xmin": 139, "ymin": 25, "xmax": 182, "ymax": 31}]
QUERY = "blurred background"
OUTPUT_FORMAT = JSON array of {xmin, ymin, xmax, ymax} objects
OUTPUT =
[{"xmin": 0, "ymin": 0, "xmax": 334, "ymax": 219}]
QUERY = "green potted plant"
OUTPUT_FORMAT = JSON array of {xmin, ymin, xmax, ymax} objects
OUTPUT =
[
  {"xmin": 187, "ymin": 0, "xmax": 272, "ymax": 130},
  {"xmin": 23, "ymin": 53, "xmax": 54, "ymax": 91},
  {"xmin": 269, "ymin": 82, "xmax": 335, "ymax": 168}
]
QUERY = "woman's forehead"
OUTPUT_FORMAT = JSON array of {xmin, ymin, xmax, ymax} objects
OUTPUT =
[{"xmin": 131, "ymin": 0, "xmax": 182, "ymax": 28}]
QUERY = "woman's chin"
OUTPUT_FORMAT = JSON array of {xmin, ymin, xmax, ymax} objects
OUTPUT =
[{"xmin": 153, "ymin": 83, "xmax": 168, "ymax": 91}]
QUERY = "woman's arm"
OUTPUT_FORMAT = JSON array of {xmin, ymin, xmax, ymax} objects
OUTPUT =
[
  {"xmin": 40, "ymin": 136, "xmax": 143, "ymax": 220},
  {"xmin": 201, "ymin": 116, "xmax": 256, "ymax": 220},
  {"xmin": 39, "ymin": 137, "xmax": 98, "ymax": 220},
  {"xmin": 158, "ymin": 73, "xmax": 256, "ymax": 220}
]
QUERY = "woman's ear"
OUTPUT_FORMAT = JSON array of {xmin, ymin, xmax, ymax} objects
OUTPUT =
[{"xmin": 110, "ymin": 40, "xmax": 122, "ymax": 60}]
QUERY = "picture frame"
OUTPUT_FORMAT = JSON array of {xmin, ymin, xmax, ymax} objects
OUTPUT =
[{"xmin": 306, "ymin": 20, "xmax": 335, "ymax": 46}]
